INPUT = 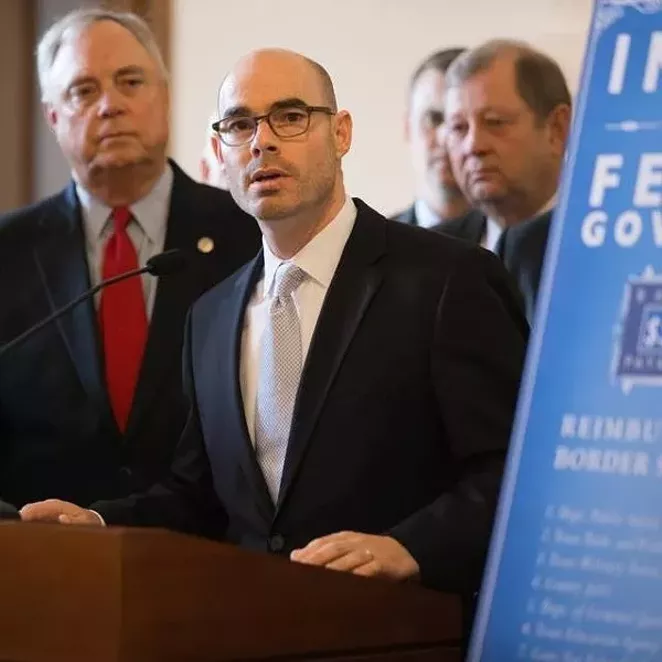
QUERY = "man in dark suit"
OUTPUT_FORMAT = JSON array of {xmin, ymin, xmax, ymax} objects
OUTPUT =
[
  {"xmin": 496, "ymin": 211, "xmax": 552, "ymax": 324},
  {"xmin": 391, "ymin": 49, "xmax": 486, "ymax": 244},
  {"xmin": 0, "ymin": 9, "xmax": 260, "ymax": 508},
  {"xmin": 23, "ymin": 48, "xmax": 528, "ymax": 603},
  {"xmin": 443, "ymin": 40, "xmax": 571, "ymax": 314}
]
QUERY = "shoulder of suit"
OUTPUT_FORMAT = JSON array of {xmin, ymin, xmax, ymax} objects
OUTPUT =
[
  {"xmin": 387, "ymin": 204, "xmax": 414, "ymax": 224},
  {"xmin": 434, "ymin": 209, "xmax": 484, "ymax": 234},
  {"xmin": 380, "ymin": 204, "xmax": 485, "ymax": 264},
  {"xmin": 506, "ymin": 209, "xmax": 553, "ymax": 246},
  {"xmin": 0, "ymin": 188, "xmax": 69, "ymax": 240},
  {"xmin": 193, "ymin": 254, "xmax": 256, "ymax": 311}
]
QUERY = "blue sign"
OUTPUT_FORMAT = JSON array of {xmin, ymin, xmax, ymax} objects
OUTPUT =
[{"xmin": 469, "ymin": 2, "xmax": 662, "ymax": 661}]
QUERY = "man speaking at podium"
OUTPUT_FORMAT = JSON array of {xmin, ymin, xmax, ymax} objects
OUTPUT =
[
  {"xmin": 0, "ymin": 9, "xmax": 259, "ymax": 509},
  {"xmin": 23, "ymin": 49, "xmax": 528, "ymax": 605}
]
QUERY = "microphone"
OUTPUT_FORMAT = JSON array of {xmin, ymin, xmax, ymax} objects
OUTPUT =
[
  {"xmin": 145, "ymin": 249, "xmax": 188, "ymax": 276},
  {"xmin": 0, "ymin": 500, "xmax": 20, "ymax": 520},
  {"xmin": 0, "ymin": 249, "xmax": 187, "ymax": 359}
]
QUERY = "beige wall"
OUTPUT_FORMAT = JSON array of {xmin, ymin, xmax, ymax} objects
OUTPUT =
[
  {"xmin": 0, "ymin": 0, "xmax": 33, "ymax": 212},
  {"xmin": 170, "ymin": 0, "xmax": 594, "ymax": 217}
]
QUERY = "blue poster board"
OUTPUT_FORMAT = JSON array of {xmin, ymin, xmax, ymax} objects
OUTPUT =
[{"xmin": 469, "ymin": 2, "xmax": 662, "ymax": 660}]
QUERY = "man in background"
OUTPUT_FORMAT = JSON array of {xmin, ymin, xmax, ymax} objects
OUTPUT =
[
  {"xmin": 443, "ymin": 39, "xmax": 571, "ymax": 312},
  {"xmin": 392, "ymin": 48, "xmax": 485, "ymax": 243},
  {"xmin": 0, "ymin": 8, "xmax": 260, "ymax": 508}
]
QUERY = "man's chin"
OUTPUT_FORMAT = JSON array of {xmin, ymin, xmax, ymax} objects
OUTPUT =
[
  {"xmin": 90, "ymin": 149, "xmax": 147, "ymax": 171},
  {"xmin": 250, "ymin": 196, "xmax": 298, "ymax": 222},
  {"xmin": 440, "ymin": 178, "xmax": 463, "ymax": 196},
  {"xmin": 470, "ymin": 183, "xmax": 507, "ymax": 204}
]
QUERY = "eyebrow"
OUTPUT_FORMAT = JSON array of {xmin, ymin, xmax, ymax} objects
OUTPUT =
[
  {"xmin": 221, "ymin": 97, "xmax": 309, "ymax": 119},
  {"xmin": 66, "ymin": 66, "xmax": 147, "ymax": 91},
  {"xmin": 447, "ymin": 106, "xmax": 520, "ymax": 119},
  {"xmin": 66, "ymin": 75, "xmax": 97, "ymax": 91},
  {"xmin": 114, "ymin": 66, "xmax": 147, "ymax": 78}
]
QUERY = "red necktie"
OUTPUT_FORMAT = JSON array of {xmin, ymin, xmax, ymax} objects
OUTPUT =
[{"xmin": 98, "ymin": 207, "xmax": 148, "ymax": 432}]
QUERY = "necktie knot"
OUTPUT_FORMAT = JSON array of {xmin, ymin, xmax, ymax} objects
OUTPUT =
[
  {"xmin": 111, "ymin": 206, "xmax": 132, "ymax": 233},
  {"xmin": 273, "ymin": 262, "xmax": 305, "ymax": 303}
]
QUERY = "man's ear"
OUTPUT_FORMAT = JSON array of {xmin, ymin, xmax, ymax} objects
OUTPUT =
[
  {"xmin": 547, "ymin": 103, "xmax": 572, "ymax": 157},
  {"xmin": 334, "ymin": 110, "xmax": 353, "ymax": 158},
  {"xmin": 43, "ymin": 102, "xmax": 58, "ymax": 134},
  {"xmin": 212, "ymin": 133, "xmax": 223, "ymax": 164}
]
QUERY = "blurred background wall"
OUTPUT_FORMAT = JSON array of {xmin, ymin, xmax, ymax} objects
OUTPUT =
[
  {"xmin": 170, "ymin": 0, "xmax": 593, "ymax": 217},
  {"xmin": 0, "ymin": 0, "xmax": 593, "ymax": 215},
  {"xmin": 0, "ymin": 0, "xmax": 35, "ymax": 212}
]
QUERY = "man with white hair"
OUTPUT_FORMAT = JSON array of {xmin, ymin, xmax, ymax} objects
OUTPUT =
[{"xmin": 0, "ymin": 8, "xmax": 260, "ymax": 508}]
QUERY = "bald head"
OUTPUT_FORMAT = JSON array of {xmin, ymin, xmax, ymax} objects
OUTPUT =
[
  {"xmin": 211, "ymin": 47, "xmax": 352, "ymax": 239},
  {"xmin": 218, "ymin": 49, "xmax": 337, "ymax": 116}
]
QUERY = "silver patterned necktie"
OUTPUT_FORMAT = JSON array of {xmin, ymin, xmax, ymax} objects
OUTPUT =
[{"xmin": 254, "ymin": 262, "xmax": 306, "ymax": 503}]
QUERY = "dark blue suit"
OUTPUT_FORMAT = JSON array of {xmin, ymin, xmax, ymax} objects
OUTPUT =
[
  {"xmin": 97, "ymin": 200, "xmax": 528, "ymax": 598},
  {"xmin": 496, "ymin": 209, "xmax": 554, "ymax": 324},
  {"xmin": 0, "ymin": 160, "xmax": 261, "ymax": 507}
]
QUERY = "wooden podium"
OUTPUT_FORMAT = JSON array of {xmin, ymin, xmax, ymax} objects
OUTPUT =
[{"xmin": 0, "ymin": 523, "xmax": 461, "ymax": 661}]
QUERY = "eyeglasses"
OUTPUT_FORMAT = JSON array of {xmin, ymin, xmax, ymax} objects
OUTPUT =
[{"xmin": 212, "ymin": 104, "xmax": 335, "ymax": 146}]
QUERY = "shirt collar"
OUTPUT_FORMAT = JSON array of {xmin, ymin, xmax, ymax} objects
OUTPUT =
[
  {"xmin": 485, "ymin": 191, "xmax": 557, "ymax": 251},
  {"xmin": 75, "ymin": 163, "xmax": 173, "ymax": 243},
  {"xmin": 262, "ymin": 197, "xmax": 357, "ymax": 297},
  {"xmin": 414, "ymin": 198, "xmax": 442, "ymax": 229},
  {"xmin": 482, "ymin": 217, "xmax": 503, "ymax": 253}
]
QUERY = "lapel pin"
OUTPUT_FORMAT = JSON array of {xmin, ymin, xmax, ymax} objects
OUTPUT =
[{"xmin": 197, "ymin": 237, "xmax": 215, "ymax": 254}]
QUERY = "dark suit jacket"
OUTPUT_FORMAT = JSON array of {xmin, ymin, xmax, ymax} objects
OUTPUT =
[
  {"xmin": 431, "ymin": 210, "xmax": 486, "ymax": 244},
  {"xmin": 0, "ymin": 160, "xmax": 261, "ymax": 507},
  {"xmin": 97, "ymin": 199, "xmax": 528, "ymax": 597},
  {"xmin": 496, "ymin": 209, "xmax": 553, "ymax": 324},
  {"xmin": 392, "ymin": 204, "xmax": 486, "ymax": 244}
]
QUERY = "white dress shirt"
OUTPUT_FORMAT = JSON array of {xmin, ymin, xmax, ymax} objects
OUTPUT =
[
  {"xmin": 240, "ymin": 197, "xmax": 357, "ymax": 446},
  {"xmin": 413, "ymin": 198, "xmax": 444, "ymax": 229},
  {"xmin": 481, "ymin": 217, "xmax": 503, "ymax": 253},
  {"xmin": 75, "ymin": 164, "xmax": 173, "ymax": 318}
]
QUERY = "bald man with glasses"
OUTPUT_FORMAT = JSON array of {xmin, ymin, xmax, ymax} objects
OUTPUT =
[{"xmin": 24, "ymin": 50, "xmax": 528, "ymax": 631}]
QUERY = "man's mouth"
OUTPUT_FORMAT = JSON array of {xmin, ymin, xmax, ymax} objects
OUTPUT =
[{"xmin": 251, "ymin": 169, "xmax": 288, "ymax": 183}]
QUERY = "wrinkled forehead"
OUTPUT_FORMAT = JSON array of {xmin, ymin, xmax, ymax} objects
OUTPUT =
[
  {"xmin": 218, "ymin": 55, "xmax": 324, "ymax": 116},
  {"xmin": 50, "ymin": 22, "xmax": 158, "ymax": 85},
  {"xmin": 444, "ymin": 57, "xmax": 523, "ymax": 114}
]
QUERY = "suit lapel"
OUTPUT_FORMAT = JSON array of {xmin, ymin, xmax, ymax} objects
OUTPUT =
[
  {"xmin": 276, "ymin": 201, "xmax": 385, "ymax": 511},
  {"xmin": 32, "ymin": 183, "xmax": 111, "ymax": 420},
  {"xmin": 212, "ymin": 253, "xmax": 276, "ymax": 521},
  {"xmin": 403, "ymin": 205, "xmax": 417, "ymax": 226},
  {"xmin": 461, "ymin": 210, "xmax": 487, "ymax": 245}
]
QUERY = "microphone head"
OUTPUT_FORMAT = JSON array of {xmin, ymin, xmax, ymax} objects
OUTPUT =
[
  {"xmin": 0, "ymin": 500, "xmax": 20, "ymax": 520},
  {"xmin": 145, "ymin": 249, "xmax": 188, "ymax": 276}
]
